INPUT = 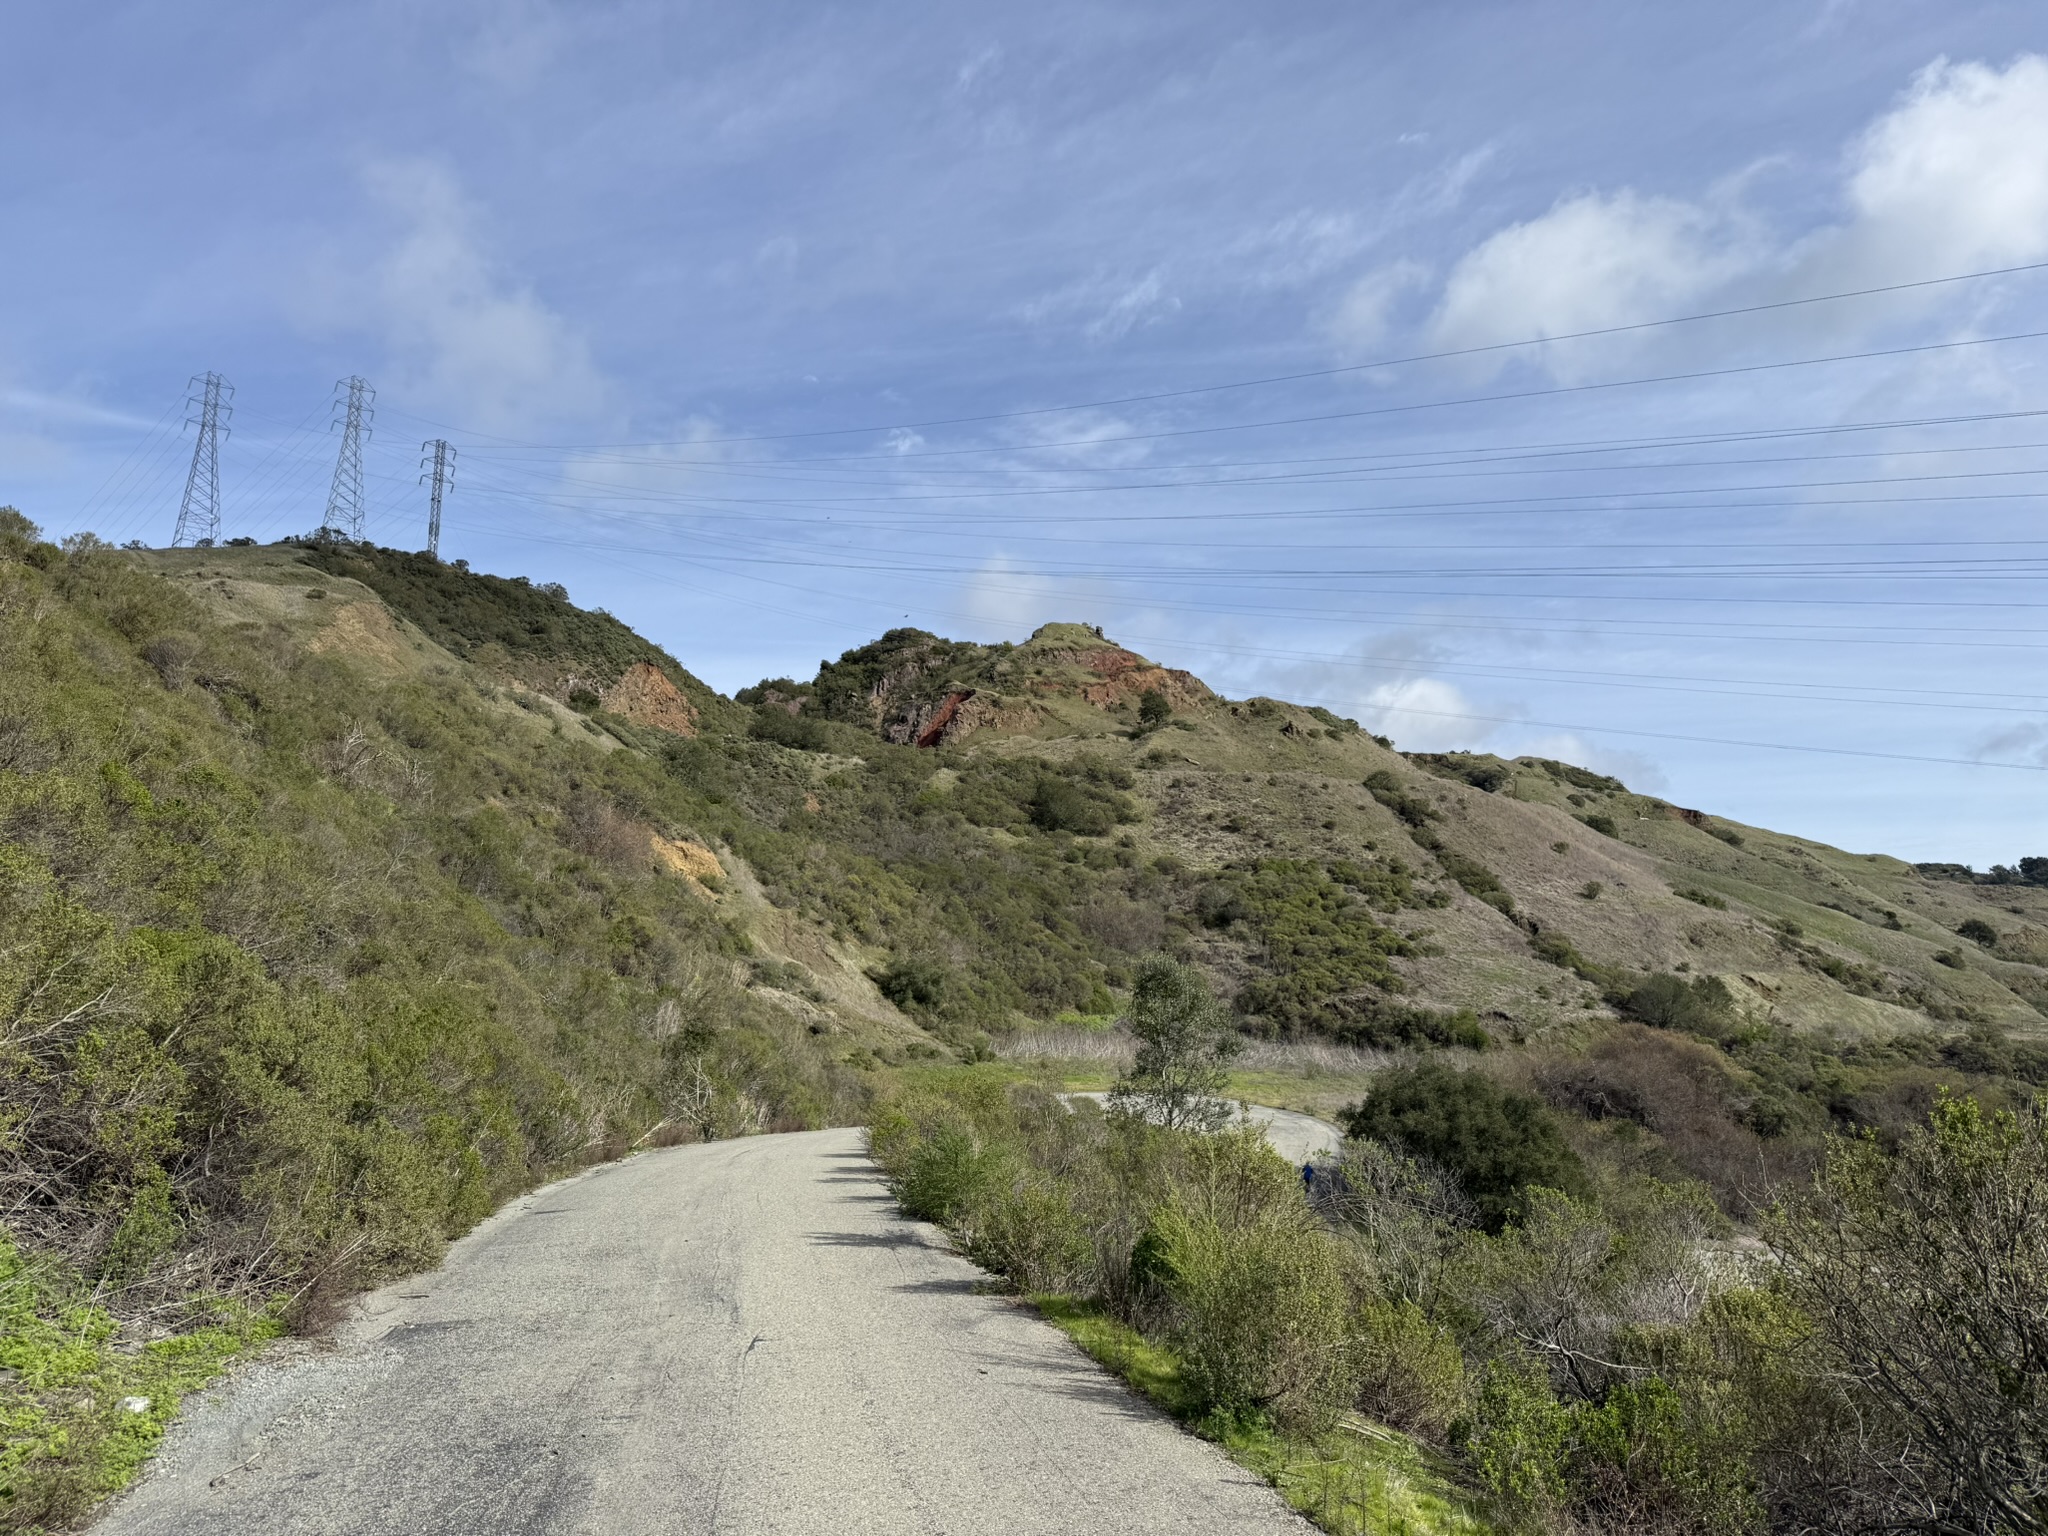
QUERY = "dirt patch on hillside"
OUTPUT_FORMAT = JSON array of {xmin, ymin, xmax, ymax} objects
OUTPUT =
[
  {"xmin": 651, "ymin": 835, "xmax": 724, "ymax": 890},
  {"xmin": 309, "ymin": 600, "xmax": 414, "ymax": 673},
  {"xmin": 604, "ymin": 662, "xmax": 699, "ymax": 736},
  {"xmin": 1079, "ymin": 664, "xmax": 1211, "ymax": 711}
]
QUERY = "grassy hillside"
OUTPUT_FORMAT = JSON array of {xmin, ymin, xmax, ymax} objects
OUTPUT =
[{"xmin": 4, "ymin": 523, "xmax": 2045, "ymax": 1527}]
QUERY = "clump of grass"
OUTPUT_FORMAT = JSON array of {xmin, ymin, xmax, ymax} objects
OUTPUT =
[{"xmin": 0, "ymin": 1235, "xmax": 282, "ymax": 1527}]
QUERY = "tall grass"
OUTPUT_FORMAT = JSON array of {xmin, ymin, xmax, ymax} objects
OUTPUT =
[{"xmin": 995, "ymin": 1028, "xmax": 1394, "ymax": 1079}]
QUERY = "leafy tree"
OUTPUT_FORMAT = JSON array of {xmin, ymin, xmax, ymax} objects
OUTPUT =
[
  {"xmin": 1342, "ymin": 1063, "xmax": 1586, "ymax": 1231},
  {"xmin": 1770, "ymin": 1093, "xmax": 2048, "ymax": 1535},
  {"xmin": 1957, "ymin": 917, "xmax": 2000, "ymax": 949},
  {"xmin": 1109, "ymin": 958, "xmax": 1242, "ymax": 1132},
  {"xmin": 1137, "ymin": 688, "xmax": 1172, "ymax": 729}
]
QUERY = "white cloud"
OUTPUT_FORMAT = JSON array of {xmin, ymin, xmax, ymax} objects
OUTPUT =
[
  {"xmin": 460, "ymin": 0, "xmax": 566, "ymax": 91},
  {"xmin": 958, "ymin": 554, "xmax": 1071, "ymax": 631},
  {"xmin": 1426, "ymin": 189, "xmax": 1754, "ymax": 375},
  {"xmin": 356, "ymin": 158, "xmax": 608, "ymax": 435},
  {"xmin": 1825, "ymin": 55, "xmax": 2048, "ymax": 283},
  {"xmin": 1399, "ymin": 54, "xmax": 2048, "ymax": 379},
  {"xmin": 1358, "ymin": 675, "xmax": 1496, "ymax": 752}
]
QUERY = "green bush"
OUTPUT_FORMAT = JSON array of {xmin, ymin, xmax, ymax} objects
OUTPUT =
[
  {"xmin": 1341, "ymin": 1064, "xmax": 1587, "ymax": 1230},
  {"xmin": 1956, "ymin": 917, "xmax": 1999, "ymax": 949},
  {"xmin": 894, "ymin": 1121, "xmax": 1011, "ymax": 1225},
  {"xmin": 1349, "ymin": 1296, "xmax": 1466, "ymax": 1436},
  {"xmin": 1151, "ymin": 1194, "xmax": 1354, "ymax": 1432},
  {"xmin": 1465, "ymin": 1359, "xmax": 1572, "ymax": 1526},
  {"xmin": 1620, "ymin": 972, "xmax": 1735, "ymax": 1037},
  {"xmin": 1219, "ymin": 861, "xmax": 1418, "ymax": 1042},
  {"xmin": 1579, "ymin": 813, "xmax": 1620, "ymax": 839},
  {"xmin": 1030, "ymin": 775, "xmax": 1114, "ymax": 835}
]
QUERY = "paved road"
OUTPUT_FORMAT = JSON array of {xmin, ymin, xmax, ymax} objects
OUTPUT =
[
  {"xmin": 102, "ymin": 1130, "xmax": 1309, "ymax": 1536},
  {"xmin": 1064, "ymin": 1095, "xmax": 1344, "ymax": 1166}
]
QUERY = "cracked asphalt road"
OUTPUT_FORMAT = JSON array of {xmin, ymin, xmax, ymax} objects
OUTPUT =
[{"xmin": 99, "ymin": 1129, "xmax": 1310, "ymax": 1535}]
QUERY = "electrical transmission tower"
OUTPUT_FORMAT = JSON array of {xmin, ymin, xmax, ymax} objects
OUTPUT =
[
  {"xmin": 172, "ymin": 372, "xmax": 233, "ymax": 547},
  {"xmin": 420, "ymin": 439, "xmax": 456, "ymax": 558},
  {"xmin": 321, "ymin": 376, "xmax": 375, "ymax": 541}
]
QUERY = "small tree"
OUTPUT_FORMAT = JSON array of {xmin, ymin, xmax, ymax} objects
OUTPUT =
[
  {"xmin": 1137, "ymin": 688, "xmax": 1172, "ymax": 730},
  {"xmin": 1770, "ymin": 1092, "xmax": 2048, "ymax": 1534},
  {"xmin": 1109, "ymin": 958, "xmax": 1241, "ymax": 1132}
]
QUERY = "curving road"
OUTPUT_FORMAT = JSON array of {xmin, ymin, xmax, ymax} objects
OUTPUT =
[
  {"xmin": 1062, "ymin": 1095, "xmax": 1344, "ymax": 1167},
  {"xmin": 101, "ymin": 1130, "xmax": 1309, "ymax": 1536}
]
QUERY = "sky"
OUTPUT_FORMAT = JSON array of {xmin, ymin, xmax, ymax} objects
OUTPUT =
[{"xmin": 4, "ymin": 0, "xmax": 2048, "ymax": 864}]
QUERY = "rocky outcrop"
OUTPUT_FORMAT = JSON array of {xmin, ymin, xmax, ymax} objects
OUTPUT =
[
  {"xmin": 883, "ymin": 689, "xmax": 1041, "ymax": 749},
  {"xmin": 1030, "ymin": 646, "xmax": 1214, "ymax": 711},
  {"xmin": 603, "ymin": 661, "xmax": 699, "ymax": 736}
]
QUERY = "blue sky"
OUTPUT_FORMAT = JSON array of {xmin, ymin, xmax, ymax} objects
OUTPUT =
[{"xmin": 6, "ymin": 0, "xmax": 2048, "ymax": 863}]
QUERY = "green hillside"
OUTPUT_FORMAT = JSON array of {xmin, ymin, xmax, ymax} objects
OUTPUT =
[{"xmin": 3, "ymin": 520, "xmax": 2045, "ymax": 1527}]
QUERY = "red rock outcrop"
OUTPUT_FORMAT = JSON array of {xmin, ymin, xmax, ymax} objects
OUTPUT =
[{"xmin": 602, "ymin": 661, "xmax": 699, "ymax": 737}]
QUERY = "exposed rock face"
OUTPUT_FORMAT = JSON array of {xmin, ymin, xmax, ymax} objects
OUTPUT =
[
  {"xmin": 603, "ymin": 661, "xmax": 699, "ymax": 736},
  {"xmin": 883, "ymin": 689, "xmax": 1033, "ymax": 748}
]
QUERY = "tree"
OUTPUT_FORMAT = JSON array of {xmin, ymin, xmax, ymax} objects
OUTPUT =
[
  {"xmin": 1770, "ymin": 1093, "xmax": 2048, "ymax": 1534},
  {"xmin": 1341, "ymin": 1063, "xmax": 1586, "ymax": 1231},
  {"xmin": 1137, "ymin": 688, "xmax": 1172, "ymax": 729},
  {"xmin": 1108, "ymin": 958, "xmax": 1241, "ymax": 1131}
]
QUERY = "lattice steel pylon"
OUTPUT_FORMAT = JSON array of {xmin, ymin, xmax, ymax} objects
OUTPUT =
[
  {"xmin": 172, "ymin": 372, "xmax": 233, "ymax": 547},
  {"xmin": 420, "ymin": 439, "xmax": 456, "ymax": 559},
  {"xmin": 321, "ymin": 376, "xmax": 375, "ymax": 541}
]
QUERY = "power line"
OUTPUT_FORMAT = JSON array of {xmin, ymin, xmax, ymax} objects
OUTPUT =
[
  {"xmin": 382, "ymin": 256, "xmax": 2048, "ymax": 449},
  {"xmin": 172, "ymin": 372, "xmax": 232, "ymax": 547}
]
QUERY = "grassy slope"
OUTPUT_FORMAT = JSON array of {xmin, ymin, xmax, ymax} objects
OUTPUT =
[{"xmin": 0, "ymin": 530, "xmax": 904, "ymax": 1524}]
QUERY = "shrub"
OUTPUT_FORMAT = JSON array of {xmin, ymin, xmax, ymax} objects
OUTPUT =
[
  {"xmin": 870, "ymin": 957, "xmax": 947, "ymax": 1011},
  {"xmin": 1029, "ymin": 775, "xmax": 1115, "ymax": 835},
  {"xmin": 1151, "ymin": 1196, "xmax": 1354, "ymax": 1432},
  {"xmin": 1620, "ymin": 972, "xmax": 1735, "ymax": 1038},
  {"xmin": 1350, "ymin": 1296, "xmax": 1467, "ymax": 1436},
  {"xmin": 1769, "ymin": 1092, "xmax": 2048, "ymax": 1532},
  {"xmin": 1466, "ymin": 1359, "xmax": 1572, "ymax": 1526},
  {"xmin": 1218, "ymin": 861, "xmax": 1417, "ymax": 1041},
  {"xmin": 893, "ymin": 1121, "xmax": 1011, "ymax": 1225},
  {"xmin": 1676, "ymin": 888, "xmax": 1728, "ymax": 910},
  {"xmin": 1580, "ymin": 813, "xmax": 1620, "ymax": 839},
  {"xmin": 1570, "ymin": 1376, "xmax": 1761, "ymax": 1536},
  {"xmin": 1956, "ymin": 917, "xmax": 1999, "ymax": 949},
  {"xmin": 1341, "ymin": 1064, "xmax": 1587, "ymax": 1231},
  {"xmin": 969, "ymin": 1178, "xmax": 1094, "ymax": 1293},
  {"xmin": 1137, "ymin": 689, "xmax": 1171, "ymax": 728}
]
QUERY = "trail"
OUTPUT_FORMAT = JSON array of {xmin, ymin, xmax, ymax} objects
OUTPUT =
[{"xmin": 100, "ymin": 1130, "xmax": 1309, "ymax": 1535}]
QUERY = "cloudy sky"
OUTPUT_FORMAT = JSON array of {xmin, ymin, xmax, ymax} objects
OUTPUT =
[{"xmin": 6, "ymin": 0, "xmax": 2048, "ymax": 862}]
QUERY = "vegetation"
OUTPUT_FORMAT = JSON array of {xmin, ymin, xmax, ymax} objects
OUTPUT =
[
  {"xmin": 875, "ymin": 1070, "xmax": 2047, "ymax": 1536},
  {"xmin": 8, "ymin": 517, "xmax": 2048, "ymax": 1532},
  {"xmin": 0, "ymin": 517, "xmax": 858, "ymax": 1519},
  {"xmin": 1339, "ymin": 1065, "xmax": 1586, "ymax": 1231},
  {"xmin": 1108, "ymin": 958, "xmax": 1241, "ymax": 1131}
]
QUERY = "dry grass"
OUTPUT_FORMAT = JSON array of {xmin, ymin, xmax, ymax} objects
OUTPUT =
[{"xmin": 994, "ymin": 1028, "xmax": 1391, "ymax": 1079}]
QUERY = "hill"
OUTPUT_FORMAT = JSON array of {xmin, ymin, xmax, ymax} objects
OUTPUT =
[{"xmin": 3, "ymin": 518, "xmax": 2046, "ymax": 1525}]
